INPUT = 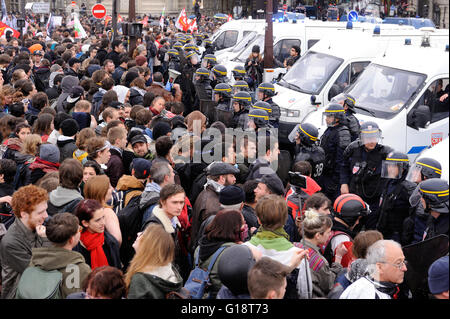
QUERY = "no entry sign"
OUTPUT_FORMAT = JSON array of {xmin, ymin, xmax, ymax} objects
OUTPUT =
[{"xmin": 92, "ymin": 4, "xmax": 106, "ymax": 19}]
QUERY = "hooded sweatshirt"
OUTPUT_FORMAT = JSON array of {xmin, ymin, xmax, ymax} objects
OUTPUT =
[
  {"xmin": 29, "ymin": 247, "xmax": 91, "ymax": 299},
  {"xmin": 47, "ymin": 186, "xmax": 84, "ymax": 216}
]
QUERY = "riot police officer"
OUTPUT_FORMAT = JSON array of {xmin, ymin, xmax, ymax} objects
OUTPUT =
[
  {"xmin": 232, "ymin": 65, "xmax": 248, "ymax": 82},
  {"xmin": 211, "ymin": 64, "xmax": 229, "ymax": 88},
  {"xmin": 290, "ymin": 122, "xmax": 326, "ymax": 180},
  {"xmin": 409, "ymin": 178, "xmax": 449, "ymax": 241},
  {"xmin": 246, "ymin": 108, "xmax": 273, "ymax": 134},
  {"xmin": 214, "ymin": 83, "xmax": 233, "ymax": 111},
  {"xmin": 180, "ymin": 50, "xmax": 200, "ymax": 115},
  {"xmin": 231, "ymin": 91, "xmax": 252, "ymax": 129},
  {"xmin": 406, "ymin": 157, "xmax": 442, "ymax": 183},
  {"xmin": 256, "ymin": 82, "xmax": 281, "ymax": 128},
  {"xmin": 343, "ymin": 94, "xmax": 360, "ymax": 141},
  {"xmin": 402, "ymin": 157, "xmax": 443, "ymax": 245},
  {"xmin": 201, "ymin": 54, "xmax": 217, "ymax": 70},
  {"xmin": 201, "ymin": 38, "xmax": 215, "ymax": 58},
  {"xmin": 318, "ymin": 103, "xmax": 351, "ymax": 203},
  {"xmin": 376, "ymin": 151, "xmax": 416, "ymax": 243},
  {"xmin": 193, "ymin": 67, "xmax": 213, "ymax": 106},
  {"xmin": 340, "ymin": 121, "xmax": 393, "ymax": 229}
]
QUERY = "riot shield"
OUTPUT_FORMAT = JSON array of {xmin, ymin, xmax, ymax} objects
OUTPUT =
[
  {"xmin": 277, "ymin": 150, "xmax": 293, "ymax": 187},
  {"xmin": 403, "ymin": 234, "xmax": 449, "ymax": 294},
  {"xmin": 199, "ymin": 100, "xmax": 218, "ymax": 123},
  {"xmin": 216, "ymin": 109, "xmax": 234, "ymax": 127}
]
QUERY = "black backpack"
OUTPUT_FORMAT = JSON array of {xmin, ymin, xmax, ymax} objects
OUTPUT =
[{"xmin": 117, "ymin": 194, "xmax": 148, "ymax": 271}]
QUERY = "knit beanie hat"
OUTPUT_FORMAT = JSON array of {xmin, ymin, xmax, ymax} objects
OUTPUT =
[
  {"xmin": 219, "ymin": 185, "xmax": 245, "ymax": 206},
  {"xmin": 60, "ymin": 118, "xmax": 80, "ymax": 137},
  {"xmin": 152, "ymin": 122, "xmax": 172, "ymax": 141},
  {"xmin": 428, "ymin": 256, "xmax": 449, "ymax": 294},
  {"xmin": 40, "ymin": 144, "xmax": 60, "ymax": 163},
  {"xmin": 135, "ymin": 55, "xmax": 147, "ymax": 66}
]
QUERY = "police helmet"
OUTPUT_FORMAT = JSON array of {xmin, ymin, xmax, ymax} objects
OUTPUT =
[
  {"xmin": 232, "ymin": 65, "xmax": 247, "ymax": 79},
  {"xmin": 344, "ymin": 94, "xmax": 356, "ymax": 112},
  {"xmin": 231, "ymin": 91, "xmax": 252, "ymax": 110},
  {"xmin": 212, "ymin": 64, "xmax": 227, "ymax": 78},
  {"xmin": 252, "ymin": 101, "xmax": 272, "ymax": 114},
  {"xmin": 213, "ymin": 83, "xmax": 233, "ymax": 99},
  {"xmin": 359, "ymin": 121, "xmax": 382, "ymax": 145},
  {"xmin": 248, "ymin": 108, "xmax": 270, "ymax": 128},
  {"xmin": 409, "ymin": 178, "xmax": 449, "ymax": 214},
  {"xmin": 297, "ymin": 123, "xmax": 319, "ymax": 146},
  {"xmin": 381, "ymin": 151, "xmax": 410, "ymax": 180},
  {"xmin": 232, "ymin": 80, "xmax": 249, "ymax": 93},
  {"xmin": 195, "ymin": 67, "xmax": 211, "ymax": 82},
  {"xmin": 201, "ymin": 54, "xmax": 217, "ymax": 68},
  {"xmin": 183, "ymin": 43, "xmax": 200, "ymax": 54},
  {"xmin": 167, "ymin": 48, "xmax": 180, "ymax": 58},
  {"xmin": 256, "ymin": 82, "xmax": 276, "ymax": 99},
  {"xmin": 172, "ymin": 41, "xmax": 183, "ymax": 50},
  {"xmin": 406, "ymin": 157, "xmax": 442, "ymax": 183},
  {"xmin": 322, "ymin": 103, "xmax": 346, "ymax": 127}
]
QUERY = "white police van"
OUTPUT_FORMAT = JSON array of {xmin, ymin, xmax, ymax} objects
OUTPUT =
[
  {"xmin": 274, "ymin": 26, "xmax": 449, "ymax": 143},
  {"xmin": 210, "ymin": 19, "xmax": 265, "ymax": 57},
  {"xmin": 303, "ymin": 43, "xmax": 449, "ymax": 162},
  {"xmin": 221, "ymin": 20, "xmax": 399, "ymax": 85}
]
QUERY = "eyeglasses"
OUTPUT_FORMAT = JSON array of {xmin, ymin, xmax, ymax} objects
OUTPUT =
[{"xmin": 379, "ymin": 260, "xmax": 408, "ymax": 270}]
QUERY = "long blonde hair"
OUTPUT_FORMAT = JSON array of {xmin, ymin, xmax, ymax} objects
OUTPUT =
[
  {"xmin": 124, "ymin": 224, "xmax": 175, "ymax": 288},
  {"xmin": 21, "ymin": 134, "xmax": 42, "ymax": 156}
]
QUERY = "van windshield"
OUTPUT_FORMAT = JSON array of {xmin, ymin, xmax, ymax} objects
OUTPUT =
[
  {"xmin": 278, "ymin": 51, "xmax": 343, "ymax": 95},
  {"xmin": 346, "ymin": 63, "xmax": 426, "ymax": 119}
]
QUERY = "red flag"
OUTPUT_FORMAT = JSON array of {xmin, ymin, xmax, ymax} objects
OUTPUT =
[
  {"xmin": 118, "ymin": 14, "xmax": 123, "ymax": 23},
  {"xmin": 227, "ymin": 14, "xmax": 233, "ymax": 22},
  {"xmin": 0, "ymin": 21, "xmax": 20, "ymax": 38},
  {"xmin": 187, "ymin": 18, "xmax": 197, "ymax": 32},
  {"xmin": 175, "ymin": 8, "xmax": 189, "ymax": 31}
]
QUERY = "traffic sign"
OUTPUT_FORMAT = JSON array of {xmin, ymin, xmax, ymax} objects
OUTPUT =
[
  {"xmin": 283, "ymin": 4, "xmax": 287, "ymax": 10},
  {"xmin": 348, "ymin": 10, "xmax": 358, "ymax": 22},
  {"xmin": 92, "ymin": 4, "xmax": 107, "ymax": 19}
]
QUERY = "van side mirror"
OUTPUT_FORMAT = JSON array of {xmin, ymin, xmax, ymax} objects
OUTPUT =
[
  {"xmin": 311, "ymin": 95, "xmax": 321, "ymax": 106},
  {"xmin": 407, "ymin": 104, "xmax": 431, "ymax": 129}
]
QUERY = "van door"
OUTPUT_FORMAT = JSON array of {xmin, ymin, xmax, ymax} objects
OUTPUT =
[
  {"xmin": 214, "ymin": 30, "xmax": 239, "ymax": 50},
  {"xmin": 406, "ymin": 77, "xmax": 450, "ymax": 159}
]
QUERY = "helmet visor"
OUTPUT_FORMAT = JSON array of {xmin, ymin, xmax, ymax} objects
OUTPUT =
[
  {"xmin": 288, "ymin": 124, "xmax": 300, "ymax": 143},
  {"xmin": 381, "ymin": 160, "xmax": 405, "ymax": 179},
  {"xmin": 406, "ymin": 163, "xmax": 425, "ymax": 183},
  {"xmin": 322, "ymin": 112, "xmax": 337, "ymax": 127},
  {"xmin": 360, "ymin": 130, "xmax": 382, "ymax": 145},
  {"xmin": 409, "ymin": 185, "xmax": 423, "ymax": 207}
]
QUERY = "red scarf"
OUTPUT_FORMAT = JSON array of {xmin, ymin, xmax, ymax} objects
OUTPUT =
[{"xmin": 80, "ymin": 230, "xmax": 109, "ymax": 270}]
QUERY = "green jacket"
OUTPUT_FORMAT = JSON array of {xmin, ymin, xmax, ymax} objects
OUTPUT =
[
  {"xmin": 0, "ymin": 218, "xmax": 50, "ymax": 299},
  {"xmin": 127, "ymin": 266, "xmax": 183, "ymax": 299},
  {"xmin": 29, "ymin": 246, "xmax": 92, "ymax": 299}
]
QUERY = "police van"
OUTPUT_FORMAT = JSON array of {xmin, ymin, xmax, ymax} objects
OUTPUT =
[
  {"xmin": 273, "ymin": 26, "xmax": 449, "ymax": 143},
  {"xmin": 303, "ymin": 43, "xmax": 449, "ymax": 162},
  {"xmin": 221, "ymin": 20, "xmax": 394, "ymax": 84},
  {"xmin": 210, "ymin": 19, "xmax": 266, "ymax": 57}
]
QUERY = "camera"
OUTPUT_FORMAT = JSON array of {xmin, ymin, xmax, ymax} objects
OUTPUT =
[{"xmin": 288, "ymin": 171, "xmax": 307, "ymax": 189}]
